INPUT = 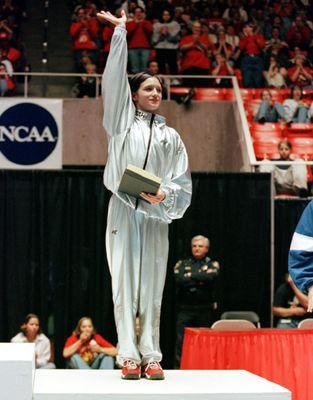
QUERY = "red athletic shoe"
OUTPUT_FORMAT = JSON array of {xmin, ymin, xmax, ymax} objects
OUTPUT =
[
  {"xmin": 142, "ymin": 361, "xmax": 165, "ymax": 380},
  {"xmin": 121, "ymin": 359, "xmax": 141, "ymax": 380}
]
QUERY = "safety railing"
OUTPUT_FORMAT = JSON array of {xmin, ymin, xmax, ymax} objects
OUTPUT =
[{"xmin": 3, "ymin": 72, "xmax": 313, "ymax": 167}]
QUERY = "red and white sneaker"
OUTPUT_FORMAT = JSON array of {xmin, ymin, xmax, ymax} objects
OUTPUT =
[
  {"xmin": 142, "ymin": 361, "xmax": 165, "ymax": 380},
  {"xmin": 121, "ymin": 359, "xmax": 141, "ymax": 380}
]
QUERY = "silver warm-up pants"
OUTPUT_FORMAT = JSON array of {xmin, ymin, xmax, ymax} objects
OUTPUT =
[{"xmin": 106, "ymin": 195, "xmax": 169, "ymax": 366}]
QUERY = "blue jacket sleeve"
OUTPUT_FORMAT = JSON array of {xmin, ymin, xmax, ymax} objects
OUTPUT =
[{"xmin": 288, "ymin": 200, "xmax": 313, "ymax": 292}]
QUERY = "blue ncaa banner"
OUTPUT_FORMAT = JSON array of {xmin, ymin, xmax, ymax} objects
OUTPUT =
[{"xmin": 0, "ymin": 99, "xmax": 63, "ymax": 169}]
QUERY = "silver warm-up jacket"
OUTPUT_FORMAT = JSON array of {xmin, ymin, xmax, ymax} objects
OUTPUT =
[{"xmin": 102, "ymin": 23, "xmax": 192, "ymax": 366}]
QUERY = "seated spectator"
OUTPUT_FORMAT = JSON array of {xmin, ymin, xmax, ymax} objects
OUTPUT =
[
  {"xmin": 273, "ymin": 274, "xmax": 308, "ymax": 328},
  {"xmin": 254, "ymin": 90, "xmax": 283, "ymax": 122},
  {"xmin": 63, "ymin": 316, "xmax": 117, "ymax": 369},
  {"xmin": 283, "ymin": 85, "xmax": 310, "ymax": 122},
  {"xmin": 264, "ymin": 56, "xmax": 286, "ymax": 88},
  {"xmin": 179, "ymin": 21, "xmax": 212, "ymax": 87},
  {"xmin": 239, "ymin": 22, "xmax": 265, "ymax": 88},
  {"xmin": 0, "ymin": 61, "xmax": 14, "ymax": 95},
  {"xmin": 286, "ymin": 15, "xmax": 311, "ymax": 50},
  {"xmin": 76, "ymin": 63, "xmax": 100, "ymax": 98},
  {"xmin": 70, "ymin": 7, "xmax": 99, "ymax": 67},
  {"xmin": 211, "ymin": 54, "xmax": 234, "ymax": 87},
  {"xmin": 288, "ymin": 54, "xmax": 313, "ymax": 88},
  {"xmin": 259, "ymin": 140, "xmax": 308, "ymax": 196},
  {"xmin": 152, "ymin": 9, "xmax": 180, "ymax": 75},
  {"xmin": 126, "ymin": 6, "xmax": 153, "ymax": 73},
  {"xmin": 11, "ymin": 313, "xmax": 55, "ymax": 369},
  {"xmin": 146, "ymin": 59, "xmax": 159, "ymax": 75}
]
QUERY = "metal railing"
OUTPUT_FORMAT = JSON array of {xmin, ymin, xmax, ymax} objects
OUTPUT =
[{"xmin": 5, "ymin": 71, "xmax": 313, "ymax": 167}]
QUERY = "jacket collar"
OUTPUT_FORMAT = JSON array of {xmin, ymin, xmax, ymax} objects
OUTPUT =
[{"xmin": 135, "ymin": 109, "xmax": 166, "ymax": 126}]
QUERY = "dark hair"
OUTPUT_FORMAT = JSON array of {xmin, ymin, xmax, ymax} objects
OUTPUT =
[
  {"xmin": 134, "ymin": 6, "xmax": 144, "ymax": 13},
  {"xmin": 290, "ymin": 85, "xmax": 303, "ymax": 99},
  {"xmin": 161, "ymin": 8, "xmax": 173, "ymax": 22},
  {"xmin": 21, "ymin": 313, "xmax": 41, "ymax": 335},
  {"xmin": 73, "ymin": 316, "xmax": 96, "ymax": 337},
  {"xmin": 129, "ymin": 72, "xmax": 164, "ymax": 94},
  {"xmin": 278, "ymin": 140, "xmax": 292, "ymax": 150}
]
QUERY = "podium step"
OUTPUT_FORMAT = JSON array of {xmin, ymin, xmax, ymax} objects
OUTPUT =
[{"xmin": 33, "ymin": 369, "xmax": 290, "ymax": 400}]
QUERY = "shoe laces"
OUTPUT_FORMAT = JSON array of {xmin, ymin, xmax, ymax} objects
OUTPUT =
[
  {"xmin": 146, "ymin": 361, "xmax": 161, "ymax": 370},
  {"xmin": 123, "ymin": 359, "xmax": 138, "ymax": 370}
]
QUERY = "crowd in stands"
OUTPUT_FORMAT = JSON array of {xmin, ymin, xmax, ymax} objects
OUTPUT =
[
  {"xmin": 0, "ymin": 0, "xmax": 28, "ymax": 96},
  {"xmin": 69, "ymin": 0, "xmax": 312, "ymax": 96}
]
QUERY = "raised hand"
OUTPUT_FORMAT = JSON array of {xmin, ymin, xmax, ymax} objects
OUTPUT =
[{"xmin": 96, "ymin": 9, "xmax": 127, "ymax": 26}]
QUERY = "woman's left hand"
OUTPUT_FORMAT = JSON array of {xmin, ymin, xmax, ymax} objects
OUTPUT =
[{"xmin": 140, "ymin": 188, "xmax": 165, "ymax": 204}]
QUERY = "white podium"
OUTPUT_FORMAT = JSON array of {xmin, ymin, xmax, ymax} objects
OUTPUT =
[
  {"xmin": 33, "ymin": 369, "xmax": 291, "ymax": 400},
  {"xmin": 0, "ymin": 343, "xmax": 35, "ymax": 400}
]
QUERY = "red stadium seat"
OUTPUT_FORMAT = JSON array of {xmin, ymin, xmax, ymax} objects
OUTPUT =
[
  {"xmin": 170, "ymin": 87, "xmax": 192, "ymax": 96},
  {"xmin": 254, "ymin": 88, "xmax": 284, "ymax": 102},
  {"xmin": 224, "ymin": 88, "xmax": 254, "ymax": 101},
  {"xmin": 194, "ymin": 88, "xmax": 226, "ymax": 100},
  {"xmin": 250, "ymin": 123, "xmax": 283, "ymax": 140},
  {"xmin": 279, "ymin": 88, "xmax": 291, "ymax": 100},
  {"xmin": 287, "ymin": 136, "xmax": 313, "ymax": 160},
  {"xmin": 302, "ymin": 89, "xmax": 313, "ymax": 99},
  {"xmin": 284, "ymin": 123, "xmax": 313, "ymax": 137},
  {"xmin": 253, "ymin": 138, "xmax": 281, "ymax": 160},
  {"xmin": 245, "ymin": 99, "xmax": 262, "ymax": 115}
]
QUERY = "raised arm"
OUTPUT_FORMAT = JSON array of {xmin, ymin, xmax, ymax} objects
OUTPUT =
[{"xmin": 97, "ymin": 10, "xmax": 135, "ymax": 136}]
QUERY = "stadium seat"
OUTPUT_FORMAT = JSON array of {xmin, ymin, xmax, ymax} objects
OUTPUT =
[
  {"xmin": 284, "ymin": 123, "xmax": 313, "ymax": 137},
  {"xmin": 244, "ymin": 99, "xmax": 262, "ymax": 115},
  {"xmin": 194, "ymin": 88, "xmax": 226, "ymax": 101},
  {"xmin": 221, "ymin": 311, "xmax": 260, "ymax": 327},
  {"xmin": 211, "ymin": 320, "xmax": 256, "ymax": 330},
  {"xmin": 298, "ymin": 318, "xmax": 313, "ymax": 329},
  {"xmin": 250, "ymin": 123, "xmax": 283, "ymax": 140},
  {"xmin": 287, "ymin": 136, "xmax": 313, "ymax": 160},
  {"xmin": 170, "ymin": 87, "xmax": 192, "ymax": 96},
  {"xmin": 224, "ymin": 88, "xmax": 254, "ymax": 101},
  {"xmin": 253, "ymin": 138, "xmax": 281, "ymax": 160},
  {"xmin": 302, "ymin": 88, "xmax": 313, "ymax": 99},
  {"xmin": 253, "ymin": 88, "xmax": 283, "ymax": 102}
]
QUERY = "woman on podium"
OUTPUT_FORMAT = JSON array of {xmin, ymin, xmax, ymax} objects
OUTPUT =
[{"xmin": 97, "ymin": 9, "xmax": 192, "ymax": 380}]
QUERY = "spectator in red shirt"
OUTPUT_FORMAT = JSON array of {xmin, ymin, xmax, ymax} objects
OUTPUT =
[
  {"xmin": 288, "ymin": 54, "xmax": 313, "ymax": 88},
  {"xmin": 101, "ymin": 23, "xmax": 114, "ymax": 69},
  {"xmin": 70, "ymin": 7, "xmax": 99, "ymax": 66},
  {"xmin": 239, "ymin": 22, "xmax": 265, "ymax": 87},
  {"xmin": 126, "ymin": 7, "xmax": 153, "ymax": 73},
  {"xmin": 286, "ymin": 16, "xmax": 311, "ymax": 51},
  {"xmin": 179, "ymin": 21, "xmax": 212, "ymax": 87},
  {"xmin": 212, "ymin": 53, "xmax": 234, "ymax": 87},
  {"xmin": 63, "ymin": 317, "xmax": 117, "ymax": 369}
]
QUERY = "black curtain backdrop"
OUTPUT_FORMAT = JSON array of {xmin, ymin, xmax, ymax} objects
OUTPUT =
[{"xmin": 0, "ymin": 171, "xmax": 273, "ymax": 368}]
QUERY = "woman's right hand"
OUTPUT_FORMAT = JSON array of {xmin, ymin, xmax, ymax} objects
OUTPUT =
[{"xmin": 97, "ymin": 9, "xmax": 127, "ymax": 26}]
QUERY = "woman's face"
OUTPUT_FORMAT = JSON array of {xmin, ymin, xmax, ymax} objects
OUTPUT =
[
  {"xmin": 25, "ymin": 318, "xmax": 40, "ymax": 337},
  {"xmin": 133, "ymin": 77, "xmax": 162, "ymax": 112},
  {"xmin": 278, "ymin": 143, "xmax": 291, "ymax": 160},
  {"xmin": 162, "ymin": 10, "xmax": 170, "ymax": 22},
  {"xmin": 292, "ymin": 87, "xmax": 302, "ymax": 101},
  {"xmin": 79, "ymin": 319, "xmax": 94, "ymax": 336},
  {"xmin": 262, "ymin": 90, "xmax": 271, "ymax": 101}
]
